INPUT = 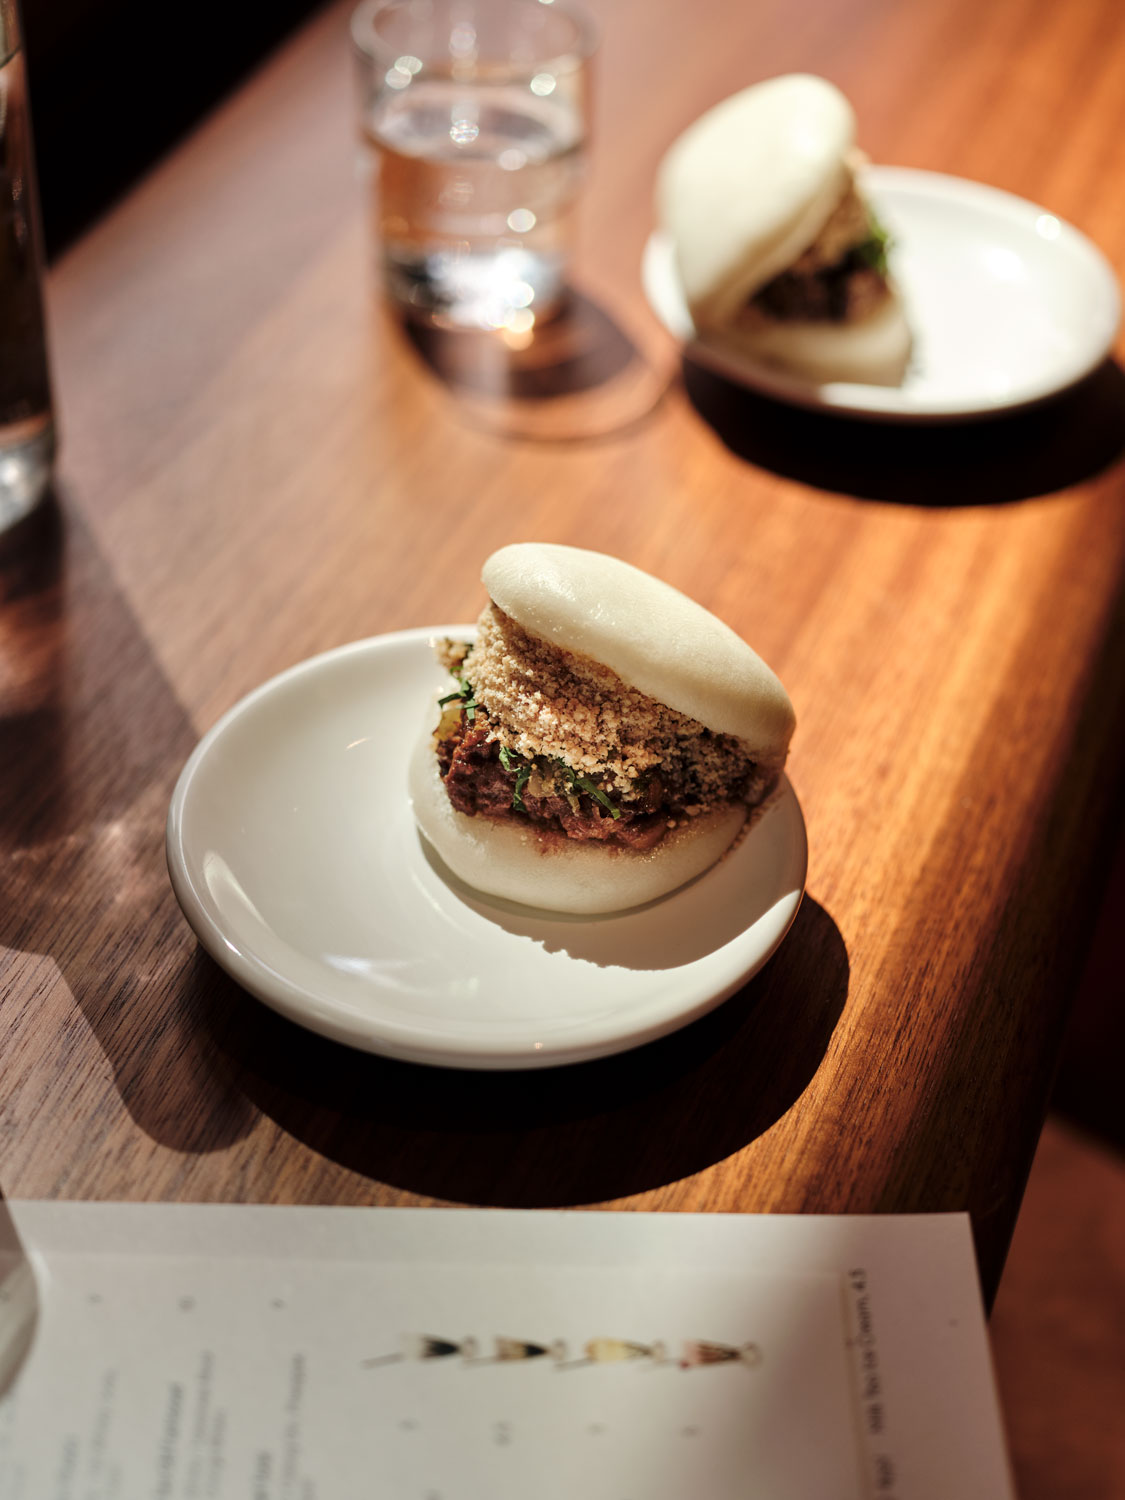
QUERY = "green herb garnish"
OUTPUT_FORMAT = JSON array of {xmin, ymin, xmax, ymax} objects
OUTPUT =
[
  {"xmin": 853, "ymin": 213, "xmax": 892, "ymax": 278},
  {"xmin": 496, "ymin": 747, "xmax": 620, "ymax": 819},
  {"xmin": 498, "ymin": 744, "xmax": 533, "ymax": 811},
  {"xmin": 560, "ymin": 762, "xmax": 620, "ymax": 820},
  {"xmin": 576, "ymin": 777, "xmax": 621, "ymax": 819},
  {"xmin": 438, "ymin": 677, "xmax": 479, "ymax": 724},
  {"xmin": 512, "ymin": 764, "xmax": 532, "ymax": 813}
]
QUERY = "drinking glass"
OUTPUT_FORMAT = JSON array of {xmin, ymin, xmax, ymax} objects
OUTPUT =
[
  {"xmin": 351, "ymin": 0, "xmax": 596, "ymax": 332},
  {"xmin": 0, "ymin": 0, "xmax": 54, "ymax": 534}
]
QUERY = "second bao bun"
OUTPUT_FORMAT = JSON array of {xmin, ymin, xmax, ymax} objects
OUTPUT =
[
  {"xmin": 410, "ymin": 544, "xmax": 796, "ymax": 916},
  {"xmin": 657, "ymin": 74, "xmax": 912, "ymax": 386}
]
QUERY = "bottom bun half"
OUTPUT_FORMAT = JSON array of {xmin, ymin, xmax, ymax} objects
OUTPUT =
[
  {"xmin": 408, "ymin": 730, "xmax": 747, "ymax": 916},
  {"xmin": 719, "ymin": 290, "xmax": 912, "ymax": 387}
]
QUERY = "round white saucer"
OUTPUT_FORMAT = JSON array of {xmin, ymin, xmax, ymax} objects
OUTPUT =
[
  {"xmin": 643, "ymin": 166, "xmax": 1121, "ymax": 421},
  {"xmin": 166, "ymin": 630, "xmax": 808, "ymax": 1070}
]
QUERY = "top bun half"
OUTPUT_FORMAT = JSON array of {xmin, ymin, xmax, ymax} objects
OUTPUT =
[
  {"xmin": 657, "ymin": 75, "xmax": 855, "ymax": 328},
  {"xmin": 481, "ymin": 543, "xmax": 796, "ymax": 761}
]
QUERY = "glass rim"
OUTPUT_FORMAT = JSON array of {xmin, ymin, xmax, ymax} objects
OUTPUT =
[{"xmin": 349, "ymin": 0, "xmax": 598, "ymax": 74}]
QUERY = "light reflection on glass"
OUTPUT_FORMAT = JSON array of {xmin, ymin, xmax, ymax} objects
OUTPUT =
[{"xmin": 450, "ymin": 116, "xmax": 480, "ymax": 146}]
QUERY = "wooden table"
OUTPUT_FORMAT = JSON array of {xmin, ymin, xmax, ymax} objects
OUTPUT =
[{"xmin": 2, "ymin": 0, "xmax": 1123, "ymax": 1304}]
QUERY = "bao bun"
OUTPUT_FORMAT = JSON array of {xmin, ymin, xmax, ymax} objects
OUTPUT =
[
  {"xmin": 657, "ymin": 74, "xmax": 911, "ymax": 386},
  {"xmin": 410, "ymin": 544, "xmax": 795, "ymax": 916}
]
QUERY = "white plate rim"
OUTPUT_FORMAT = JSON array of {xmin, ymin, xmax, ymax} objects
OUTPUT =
[
  {"xmin": 642, "ymin": 165, "xmax": 1122, "ymax": 422},
  {"xmin": 166, "ymin": 629, "xmax": 808, "ymax": 1070}
]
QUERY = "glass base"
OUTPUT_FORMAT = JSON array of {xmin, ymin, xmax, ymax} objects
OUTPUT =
[
  {"xmin": 0, "ymin": 420, "xmax": 55, "ymax": 534},
  {"xmin": 385, "ymin": 246, "xmax": 565, "ymax": 331}
]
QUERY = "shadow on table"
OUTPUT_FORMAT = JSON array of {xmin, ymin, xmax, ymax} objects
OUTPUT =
[
  {"xmin": 1051, "ymin": 805, "xmax": 1125, "ymax": 1154},
  {"xmin": 0, "ymin": 495, "xmax": 258, "ymax": 1166},
  {"xmin": 190, "ymin": 894, "xmax": 849, "ymax": 1206},
  {"xmin": 1, "ymin": 490, "xmax": 843, "ymax": 1199},
  {"xmin": 398, "ymin": 287, "xmax": 673, "ymax": 441},
  {"xmin": 683, "ymin": 357, "xmax": 1125, "ymax": 505}
]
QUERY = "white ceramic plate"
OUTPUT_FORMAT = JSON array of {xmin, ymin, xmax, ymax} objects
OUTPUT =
[
  {"xmin": 643, "ymin": 165, "xmax": 1121, "ymax": 421},
  {"xmin": 166, "ymin": 629, "xmax": 807, "ymax": 1070}
]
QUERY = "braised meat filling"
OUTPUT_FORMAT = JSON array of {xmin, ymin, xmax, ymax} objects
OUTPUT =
[
  {"xmin": 436, "ymin": 702, "xmax": 755, "ymax": 852},
  {"xmin": 754, "ymin": 248, "xmax": 888, "ymax": 322},
  {"xmin": 750, "ymin": 186, "xmax": 893, "ymax": 325},
  {"xmin": 430, "ymin": 608, "xmax": 765, "ymax": 853}
]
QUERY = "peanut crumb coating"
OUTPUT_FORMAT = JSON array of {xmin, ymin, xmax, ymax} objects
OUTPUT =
[{"xmin": 454, "ymin": 604, "xmax": 767, "ymax": 808}]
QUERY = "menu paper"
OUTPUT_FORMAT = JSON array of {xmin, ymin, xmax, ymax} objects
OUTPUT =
[{"xmin": 0, "ymin": 1203, "xmax": 1014, "ymax": 1500}]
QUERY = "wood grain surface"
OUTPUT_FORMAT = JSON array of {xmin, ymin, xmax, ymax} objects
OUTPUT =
[{"xmin": 3, "ymin": 0, "xmax": 1124, "ymax": 1302}]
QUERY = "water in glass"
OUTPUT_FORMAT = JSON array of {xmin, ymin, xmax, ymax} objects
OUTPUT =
[{"xmin": 366, "ymin": 78, "xmax": 585, "ymax": 330}]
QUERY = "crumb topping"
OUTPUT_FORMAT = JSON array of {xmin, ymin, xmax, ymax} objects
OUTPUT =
[{"xmin": 443, "ymin": 604, "xmax": 764, "ymax": 809}]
